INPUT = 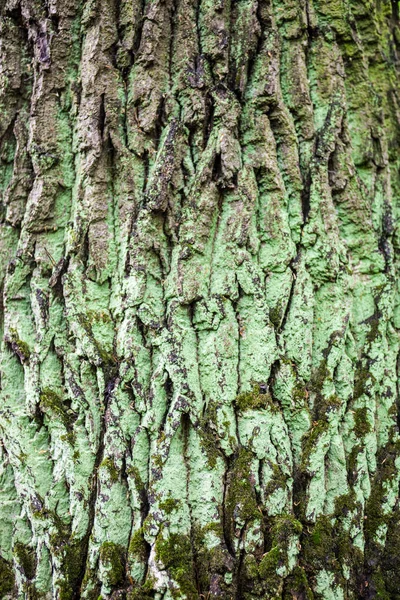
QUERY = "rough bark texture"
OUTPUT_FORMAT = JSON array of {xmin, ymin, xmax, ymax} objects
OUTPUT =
[{"xmin": 0, "ymin": 0, "xmax": 400, "ymax": 598}]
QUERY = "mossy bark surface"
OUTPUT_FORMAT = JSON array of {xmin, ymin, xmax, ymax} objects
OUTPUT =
[{"xmin": 0, "ymin": 0, "xmax": 400, "ymax": 598}]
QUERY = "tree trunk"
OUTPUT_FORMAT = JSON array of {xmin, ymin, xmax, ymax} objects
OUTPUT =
[{"xmin": 0, "ymin": 0, "xmax": 400, "ymax": 598}]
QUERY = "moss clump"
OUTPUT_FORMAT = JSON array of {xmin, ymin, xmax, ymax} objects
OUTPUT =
[
  {"xmin": 316, "ymin": 395, "xmax": 342, "ymax": 420},
  {"xmin": 80, "ymin": 565, "xmax": 101, "ymax": 600},
  {"xmin": 127, "ymin": 576, "xmax": 156, "ymax": 600},
  {"xmin": 269, "ymin": 305, "xmax": 283, "ymax": 328},
  {"xmin": 47, "ymin": 518, "xmax": 86, "ymax": 600},
  {"xmin": 14, "ymin": 542, "xmax": 36, "ymax": 580},
  {"xmin": 86, "ymin": 310, "xmax": 112, "ymax": 324},
  {"xmin": 382, "ymin": 507, "xmax": 400, "ymax": 598},
  {"xmin": 365, "ymin": 441, "xmax": 400, "ymax": 546},
  {"xmin": 309, "ymin": 360, "xmax": 330, "ymax": 395},
  {"xmin": 128, "ymin": 528, "xmax": 147, "ymax": 563},
  {"xmin": 7, "ymin": 328, "xmax": 31, "ymax": 362},
  {"xmin": 100, "ymin": 457, "xmax": 119, "ymax": 483},
  {"xmin": 55, "ymin": 542, "xmax": 87, "ymax": 600},
  {"xmin": 159, "ymin": 497, "xmax": 181, "ymax": 514},
  {"xmin": 256, "ymin": 543, "xmax": 286, "ymax": 595},
  {"xmin": 235, "ymin": 385, "xmax": 275, "ymax": 412},
  {"xmin": 99, "ymin": 542, "xmax": 125, "ymax": 588},
  {"xmin": 244, "ymin": 553, "xmax": 259, "ymax": 580},
  {"xmin": 127, "ymin": 466, "xmax": 145, "ymax": 492},
  {"xmin": 258, "ymin": 545, "xmax": 282, "ymax": 580},
  {"xmin": 197, "ymin": 401, "xmax": 224, "ymax": 468},
  {"xmin": 155, "ymin": 532, "xmax": 197, "ymax": 599},
  {"xmin": 331, "ymin": 494, "xmax": 364, "ymax": 584},
  {"xmin": 292, "ymin": 382, "xmax": 308, "ymax": 405},
  {"xmin": 301, "ymin": 512, "xmax": 361, "ymax": 591},
  {"xmin": 353, "ymin": 407, "xmax": 371, "ymax": 436},
  {"xmin": 302, "ymin": 516, "xmax": 336, "ymax": 571},
  {"xmin": 197, "ymin": 426, "xmax": 221, "ymax": 468},
  {"xmin": 283, "ymin": 566, "xmax": 314, "ymax": 600},
  {"xmin": 353, "ymin": 366, "xmax": 375, "ymax": 400},
  {"xmin": 301, "ymin": 515, "xmax": 349, "ymax": 585},
  {"xmin": 264, "ymin": 462, "xmax": 289, "ymax": 497},
  {"xmin": 226, "ymin": 448, "xmax": 260, "ymax": 526},
  {"xmin": 271, "ymin": 514, "xmax": 303, "ymax": 544},
  {"xmin": 247, "ymin": 514, "xmax": 303, "ymax": 596},
  {"xmin": 334, "ymin": 492, "xmax": 360, "ymax": 520},
  {"xmin": 0, "ymin": 556, "xmax": 15, "ymax": 596},
  {"xmin": 39, "ymin": 388, "xmax": 74, "ymax": 432},
  {"xmin": 192, "ymin": 523, "xmax": 228, "ymax": 595}
]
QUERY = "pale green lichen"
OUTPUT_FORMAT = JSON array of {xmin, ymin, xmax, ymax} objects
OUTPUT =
[{"xmin": 0, "ymin": 0, "xmax": 399, "ymax": 598}]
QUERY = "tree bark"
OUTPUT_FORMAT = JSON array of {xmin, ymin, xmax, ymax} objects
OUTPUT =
[{"xmin": 0, "ymin": 0, "xmax": 400, "ymax": 598}]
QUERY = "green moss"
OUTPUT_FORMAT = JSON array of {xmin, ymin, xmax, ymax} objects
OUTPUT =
[
  {"xmin": 292, "ymin": 382, "xmax": 307, "ymax": 405},
  {"xmin": 80, "ymin": 565, "xmax": 101, "ymax": 600},
  {"xmin": 155, "ymin": 532, "xmax": 197, "ymax": 599},
  {"xmin": 86, "ymin": 310, "xmax": 112, "ymax": 324},
  {"xmin": 128, "ymin": 529, "xmax": 147, "ymax": 563},
  {"xmin": 55, "ymin": 542, "xmax": 87, "ymax": 600},
  {"xmin": 46, "ymin": 517, "xmax": 87, "ymax": 600},
  {"xmin": 226, "ymin": 448, "xmax": 260, "ymax": 525},
  {"xmin": 152, "ymin": 453, "xmax": 163, "ymax": 469},
  {"xmin": 235, "ymin": 385, "xmax": 276, "ymax": 412},
  {"xmin": 159, "ymin": 497, "xmax": 181, "ymax": 514},
  {"xmin": 272, "ymin": 514, "xmax": 303, "ymax": 543},
  {"xmin": 127, "ymin": 466, "xmax": 145, "ymax": 492},
  {"xmin": 264, "ymin": 462, "xmax": 288, "ymax": 497},
  {"xmin": 191, "ymin": 522, "xmax": 227, "ymax": 594},
  {"xmin": 99, "ymin": 542, "xmax": 125, "ymax": 588},
  {"xmin": 253, "ymin": 514, "xmax": 303, "ymax": 595},
  {"xmin": 0, "ymin": 556, "xmax": 15, "ymax": 596},
  {"xmin": 367, "ymin": 571, "xmax": 391, "ymax": 600},
  {"xmin": 244, "ymin": 553, "xmax": 259, "ymax": 580},
  {"xmin": 301, "ymin": 420, "xmax": 329, "ymax": 471},
  {"xmin": 382, "ymin": 507, "xmax": 400, "ymax": 598},
  {"xmin": 24, "ymin": 583, "xmax": 47, "ymax": 600},
  {"xmin": 14, "ymin": 542, "xmax": 36, "ymax": 580},
  {"xmin": 283, "ymin": 566, "xmax": 314, "ymax": 600},
  {"xmin": 309, "ymin": 360, "xmax": 329, "ymax": 395},
  {"xmin": 302, "ymin": 516, "xmax": 335, "ymax": 571},
  {"xmin": 127, "ymin": 576, "xmax": 156, "ymax": 600},
  {"xmin": 269, "ymin": 305, "xmax": 282, "ymax": 328},
  {"xmin": 353, "ymin": 407, "xmax": 371, "ymax": 436},
  {"xmin": 300, "ymin": 511, "xmax": 361, "ymax": 590},
  {"xmin": 198, "ymin": 427, "xmax": 220, "ymax": 468},
  {"xmin": 100, "ymin": 457, "xmax": 119, "ymax": 483},
  {"xmin": 7, "ymin": 328, "xmax": 31, "ymax": 362},
  {"xmin": 365, "ymin": 441, "xmax": 400, "ymax": 546},
  {"xmin": 353, "ymin": 366, "xmax": 375, "ymax": 400},
  {"xmin": 333, "ymin": 492, "xmax": 359, "ymax": 519},
  {"xmin": 96, "ymin": 346, "xmax": 117, "ymax": 368},
  {"xmin": 39, "ymin": 388, "xmax": 74, "ymax": 433},
  {"xmin": 258, "ymin": 545, "xmax": 282, "ymax": 580},
  {"xmin": 317, "ymin": 394, "xmax": 342, "ymax": 419},
  {"xmin": 197, "ymin": 401, "xmax": 223, "ymax": 468}
]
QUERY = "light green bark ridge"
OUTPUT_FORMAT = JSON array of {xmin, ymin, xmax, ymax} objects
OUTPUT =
[{"xmin": 0, "ymin": 0, "xmax": 400, "ymax": 598}]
